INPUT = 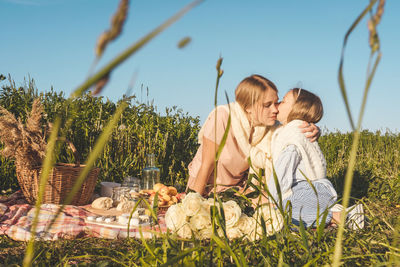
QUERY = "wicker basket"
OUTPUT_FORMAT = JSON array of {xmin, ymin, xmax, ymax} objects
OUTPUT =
[{"xmin": 15, "ymin": 141, "xmax": 100, "ymax": 206}]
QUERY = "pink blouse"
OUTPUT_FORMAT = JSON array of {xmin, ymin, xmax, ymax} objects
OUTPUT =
[{"xmin": 187, "ymin": 106, "xmax": 249, "ymax": 195}]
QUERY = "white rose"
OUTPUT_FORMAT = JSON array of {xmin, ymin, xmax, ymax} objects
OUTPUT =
[
  {"xmin": 176, "ymin": 223, "xmax": 194, "ymax": 239},
  {"xmin": 165, "ymin": 203, "xmax": 195, "ymax": 238},
  {"xmin": 198, "ymin": 228, "xmax": 213, "ymax": 240},
  {"xmin": 253, "ymin": 205, "xmax": 284, "ymax": 236},
  {"xmin": 190, "ymin": 207, "xmax": 211, "ymax": 230},
  {"xmin": 165, "ymin": 203, "xmax": 187, "ymax": 230},
  {"xmin": 236, "ymin": 214, "xmax": 257, "ymax": 239},
  {"xmin": 182, "ymin": 192, "xmax": 204, "ymax": 217},
  {"xmin": 223, "ymin": 200, "xmax": 242, "ymax": 228},
  {"xmin": 249, "ymin": 224, "xmax": 263, "ymax": 241},
  {"xmin": 226, "ymin": 227, "xmax": 243, "ymax": 240},
  {"xmin": 202, "ymin": 198, "xmax": 216, "ymax": 212}
]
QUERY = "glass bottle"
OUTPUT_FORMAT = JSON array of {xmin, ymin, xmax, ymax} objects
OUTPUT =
[{"xmin": 141, "ymin": 154, "xmax": 160, "ymax": 190}]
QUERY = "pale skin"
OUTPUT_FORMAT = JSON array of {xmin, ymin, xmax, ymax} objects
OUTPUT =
[{"xmin": 189, "ymin": 89, "xmax": 320, "ymax": 196}]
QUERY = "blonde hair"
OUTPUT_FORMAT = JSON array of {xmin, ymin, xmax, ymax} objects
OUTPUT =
[
  {"xmin": 235, "ymin": 75, "xmax": 278, "ymax": 144},
  {"xmin": 287, "ymin": 88, "xmax": 323, "ymax": 123},
  {"xmin": 235, "ymin": 74, "xmax": 278, "ymax": 110}
]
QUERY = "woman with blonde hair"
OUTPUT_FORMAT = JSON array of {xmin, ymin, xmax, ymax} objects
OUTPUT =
[{"xmin": 186, "ymin": 75, "xmax": 319, "ymax": 196}]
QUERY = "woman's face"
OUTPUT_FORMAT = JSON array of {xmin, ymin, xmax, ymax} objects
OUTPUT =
[
  {"xmin": 277, "ymin": 90, "xmax": 296, "ymax": 124},
  {"xmin": 247, "ymin": 89, "xmax": 279, "ymax": 126}
]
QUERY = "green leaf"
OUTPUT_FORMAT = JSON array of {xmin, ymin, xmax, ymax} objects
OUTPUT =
[
  {"xmin": 298, "ymin": 213, "xmax": 310, "ymax": 254},
  {"xmin": 160, "ymin": 247, "xmax": 198, "ymax": 267},
  {"xmin": 211, "ymin": 235, "xmax": 242, "ymax": 267}
]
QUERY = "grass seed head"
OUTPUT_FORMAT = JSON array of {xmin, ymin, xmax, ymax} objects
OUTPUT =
[
  {"xmin": 177, "ymin": 36, "xmax": 192, "ymax": 49},
  {"xmin": 95, "ymin": 0, "xmax": 129, "ymax": 58},
  {"xmin": 368, "ymin": 0, "xmax": 385, "ymax": 51}
]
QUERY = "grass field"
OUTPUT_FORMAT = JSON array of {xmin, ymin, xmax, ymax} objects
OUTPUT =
[{"xmin": 0, "ymin": 83, "xmax": 399, "ymax": 265}]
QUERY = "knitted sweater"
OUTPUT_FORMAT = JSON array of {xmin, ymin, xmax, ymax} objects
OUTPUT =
[{"xmin": 271, "ymin": 120, "xmax": 326, "ymax": 182}]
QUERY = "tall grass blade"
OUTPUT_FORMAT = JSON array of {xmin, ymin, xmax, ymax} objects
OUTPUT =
[
  {"xmin": 140, "ymin": 197, "xmax": 160, "ymax": 226},
  {"xmin": 22, "ymin": 118, "xmax": 61, "ymax": 267},
  {"xmin": 298, "ymin": 213, "xmax": 310, "ymax": 254},
  {"xmin": 126, "ymin": 198, "xmax": 143, "ymax": 238},
  {"xmin": 67, "ymin": 101, "xmax": 128, "ymax": 201},
  {"xmin": 44, "ymin": 101, "xmax": 129, "ymax": 233},
  {"xmin": 299, "ymin": 170, "xmax": 320, "ymax": 228},
  {"xmin": 277, "ymin": 251, "xmax": 285, "ymax": 267},
  {"xmin": 212, "ymin": 56, "xmax": 224, "ymax": 197},
  {"xmin": 160, "ymin": 247, "xmax": 198, "ymax": 267},
  {"xmin": 304, "ymin": 250, "xmax": 333, "ymax": 267},
  {"xmin": 358, "ymin": 52, "xmax": 381, "ymax": 126},
  {"xmin": 211, "ymin": 235, "xmax": 242, "ymax": 266},
  {"xmin": 333, "ymin": 55, "xmax": 381, "ymax": 250},
  {"xmin": 271, "ymin": 166, "xmax": 283, "ymax": 211},
  {"xmin": 216, "ymin": 197, "xmax": 228, "ymax": 239},
  {"xmin": 337, "ymin": 0, "xmax": 378, "ymax": 130},
  {"xmin": 316, "ymin": 208, "xmax": 329, "ymax": 243},
  {"xmin": 215, "ymin": 92, "xmax": 231, "ymax": 161},
  {"xmin": 238, "ymin": 248, "xmax": 248, "ymax": 267},
  {"xmin": 139, "ymin": 230, "xmax": 162, "ymax": 264},
  {"xmin": 333, "ymin": 1, "xmax": 384, "ymax": 265}
]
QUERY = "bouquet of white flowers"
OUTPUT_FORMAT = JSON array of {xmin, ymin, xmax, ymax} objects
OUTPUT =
[{"xmin": 165, "ymin": 192, "xmax": 284, "ymax": 240}]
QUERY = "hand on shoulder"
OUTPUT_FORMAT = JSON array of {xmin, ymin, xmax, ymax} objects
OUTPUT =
[{"xmin": 298, "ymin": 120, "xmax": 320, "ymax": 142}]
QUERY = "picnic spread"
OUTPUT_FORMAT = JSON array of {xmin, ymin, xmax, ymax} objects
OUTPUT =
[
  {"xmin": 0, "ymin": 102, "xmax": 183, "ymax": 242},
  {"xmin": 0, "ymin": 186, "xmax": 176, "ymax": 241}
]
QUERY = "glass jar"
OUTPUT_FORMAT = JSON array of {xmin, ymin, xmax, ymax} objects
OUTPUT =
[
  {"xmin": 111, "ymin": 186, "xmax": 131, "ymax": 206},
  {"xmin": 122, "ymin": 176, "xmax": 140, "ymax": 192},
  {"xmin": 141, "ymin": 154, "xmax": 160, "ymax": 190}
]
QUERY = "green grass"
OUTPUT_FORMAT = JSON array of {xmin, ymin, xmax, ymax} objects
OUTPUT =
[
  {"xmin": 0, "ymin": 196, "xmax": 398, "ymax": 266},
  {"xmin": 1, "ymin": 82, "xmax": 399, "ymax": 265},
  {"xmin": 319, "ymin": 130, "xmax": 400, "ymax": 205},
  {"xmin": 0, "ymin": 78, "xmax": 200, "ymax": 192}
]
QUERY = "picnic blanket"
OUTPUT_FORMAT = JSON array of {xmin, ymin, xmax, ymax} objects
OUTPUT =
[{"xmin": 0, "ymin": 191, "xmax": 167, "ymax": 241}]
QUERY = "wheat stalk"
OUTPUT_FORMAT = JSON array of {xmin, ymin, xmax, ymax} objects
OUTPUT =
[{"xmin": 0, "ymin": 99, "xmax": 47, "ymax": 170}]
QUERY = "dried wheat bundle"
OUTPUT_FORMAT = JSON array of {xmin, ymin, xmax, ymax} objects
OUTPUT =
[{"xmin": 0, "ymin": 99, "xmax": 47, "ymax": 170}]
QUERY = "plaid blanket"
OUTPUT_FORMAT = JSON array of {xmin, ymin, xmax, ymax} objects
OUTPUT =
[{"xmin": 0, "ymin": 191, "xmax": 167, "ymax": 241}]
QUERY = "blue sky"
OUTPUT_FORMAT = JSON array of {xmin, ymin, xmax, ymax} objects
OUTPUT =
[{"xmin": 1, "ymin": 0, "xmax": 399, "ymax": 132}]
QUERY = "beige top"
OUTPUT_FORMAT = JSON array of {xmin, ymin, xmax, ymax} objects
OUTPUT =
[{"xmin": 187, "ymin": 106, "xmax": 249, "ymax": 195}]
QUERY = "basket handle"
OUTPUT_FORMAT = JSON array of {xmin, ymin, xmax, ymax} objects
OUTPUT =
[{"xmin": 57, "ymin": 138, "xmax": 80, "ymax": 166}]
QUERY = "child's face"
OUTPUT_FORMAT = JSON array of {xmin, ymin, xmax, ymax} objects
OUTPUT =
[{"xmin": 277, "ymin": 91, "xmax": 296, "ymax": 124}]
